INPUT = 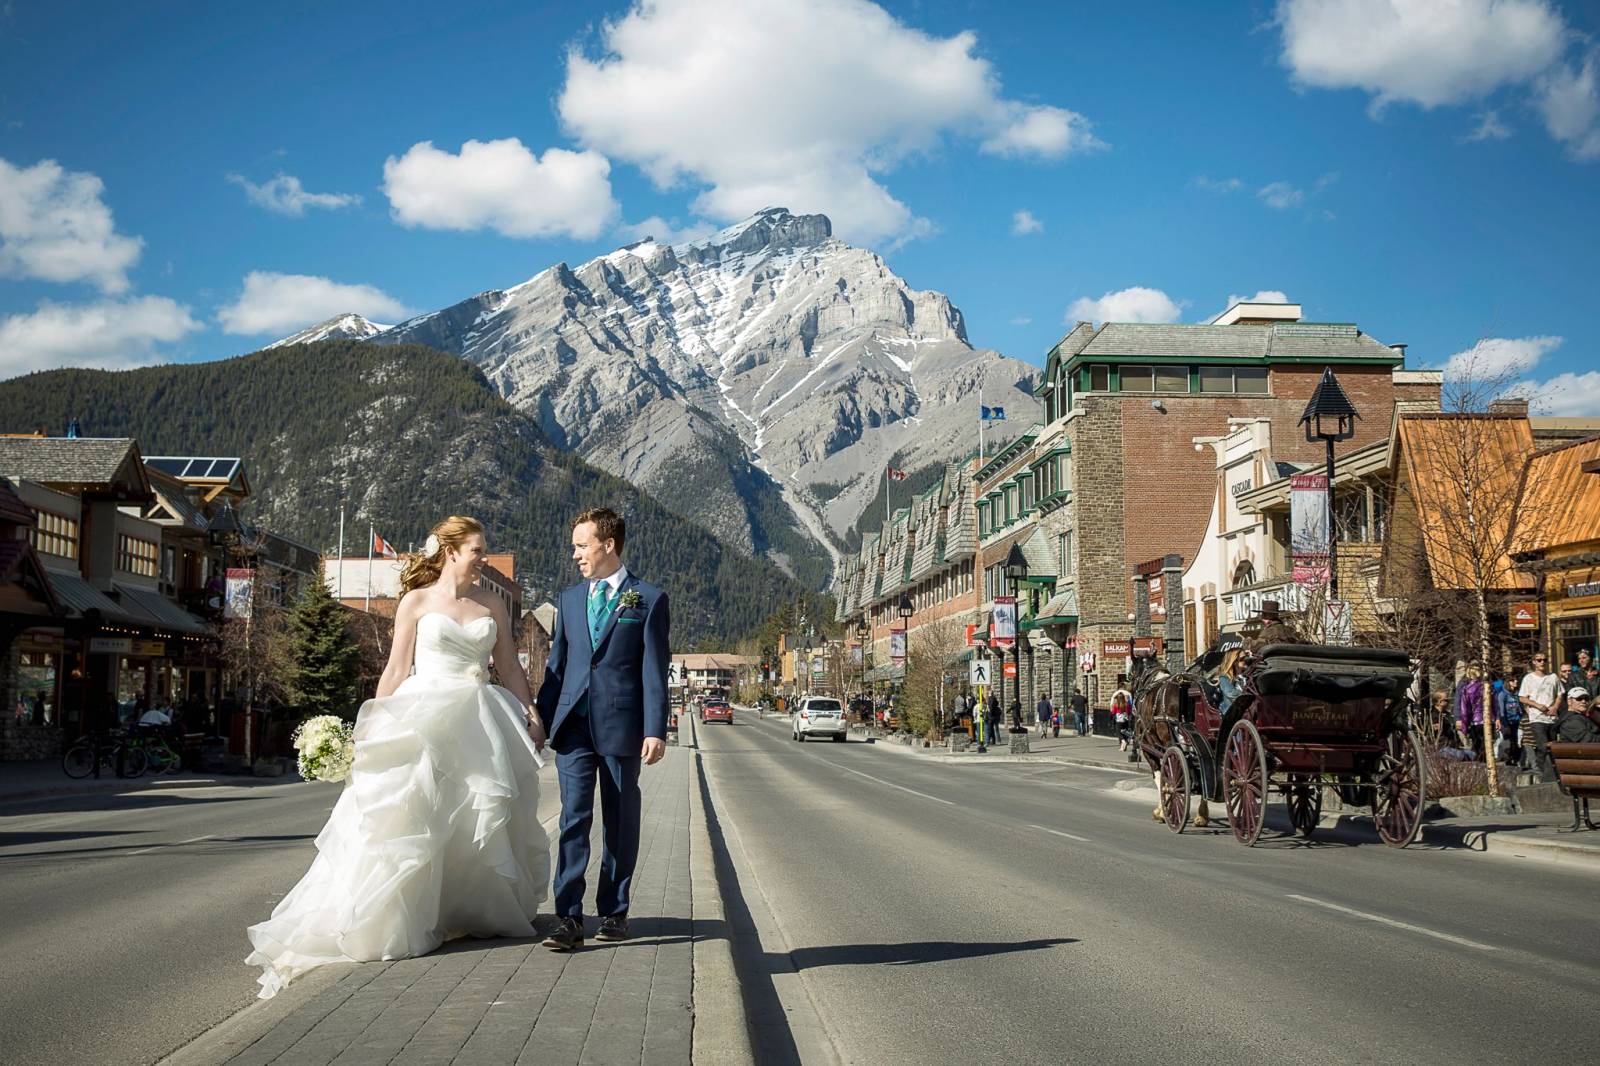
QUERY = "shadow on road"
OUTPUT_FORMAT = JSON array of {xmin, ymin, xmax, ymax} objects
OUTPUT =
[
  {"xmin": 0, "ymin": 791, "xmax": 279, "ymax": 817},
  {"xmin": 788, "ymin": 937, "xmax": 1076, "ymax": 970},
  {"xmin": 0, "ymin": 831, "xmax": 316, "ymax": 862}
]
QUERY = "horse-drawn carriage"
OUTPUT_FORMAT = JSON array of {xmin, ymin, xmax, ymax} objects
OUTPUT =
[{"xmin": 1134, "ymin": 642, "xmax": 1427, "ymax": 847}]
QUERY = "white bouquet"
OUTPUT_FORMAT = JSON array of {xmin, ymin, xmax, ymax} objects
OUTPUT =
[{"xmin": 291, "ymin": 715, "xmax": 356, "ymax": 782}]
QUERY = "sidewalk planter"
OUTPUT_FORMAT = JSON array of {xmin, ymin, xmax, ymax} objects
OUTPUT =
[
  {"xmin": 1009, "ymin": 735, "xmax": 1031, "ymax": 754},
  {"xmin": 947, "ymin": 734, "xmax": 972, "ymax": 753}
]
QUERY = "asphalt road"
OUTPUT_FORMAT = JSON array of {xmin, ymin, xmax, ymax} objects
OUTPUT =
[
  {"xmin": 698, "ymin": 711, "xmax": 1600, "ymax": 1065},
  {"xmin": 0, "ymin": 765, "xmax": 563, "ymax": 1066}
]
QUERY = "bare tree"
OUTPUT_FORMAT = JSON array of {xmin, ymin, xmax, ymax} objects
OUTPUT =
[
  {"xmin": 899, "ymin": 617, "xmax": 967, "ymax": 741},
  {"xmin": 1381, "ymin": 346, "xmax": 1554, "ymax": 794}
]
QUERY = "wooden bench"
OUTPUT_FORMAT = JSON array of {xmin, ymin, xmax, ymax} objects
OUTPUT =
[{"xmin": 1548, "ymin": 741, "xmax": 1600, "ymax": 832}]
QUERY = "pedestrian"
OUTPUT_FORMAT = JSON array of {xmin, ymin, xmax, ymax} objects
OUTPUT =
[
  {"xmin": 1494, "ymin": 674, "xmax": 1523, "ymax": 768},
  {"xmin": 1555, "ymin": 663, "xmax": 1575, "ymax": 716},
  {"xmin": 1112, "ymin": 689, "xmax": 1134, "ymax": 751},
  {"xmin": 1517, "ymin": 651, "xmax": 1563, "ymax": 782},
  {"xmin": 985, "ymin": 690, "xmax": 1001, "ymax": 744},
  {"xmin": 1455, "ymin": 665, "xmax": 1490, "ymax": 761},
  {"xmin": 1071, "ymin": 689, "xmax": 1089, "ymax": 736},
  {"xmin": 1035, "ymin": 693, "xmax": 1053, "ymax": 737},
  {"xmin": 1572, "ymin": 648, "xmax": 1599, "ymax": 701}
]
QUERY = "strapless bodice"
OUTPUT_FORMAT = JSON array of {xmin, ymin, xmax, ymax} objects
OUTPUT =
[{"xmin": 413, "ymin": 612, "xmax": 495, "ymax": 681}]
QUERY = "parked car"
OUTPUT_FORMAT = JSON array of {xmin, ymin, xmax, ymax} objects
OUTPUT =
[
  {"xmin": 792, "ymin": 696, "xmax": 847, "ymax": 742},
  {"xmin": 700, "ymin": 699, "xmax": 733, "ymax": 724}
]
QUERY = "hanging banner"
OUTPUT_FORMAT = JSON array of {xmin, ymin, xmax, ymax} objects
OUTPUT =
[
  {"xmin": 224, "ymin": 568, "xmax": 254, "ymax": 620},
  {"xmin": 890, "ymin": 629, "xmax": 907, "ymax": 664},
  {"xmin": 992, "ymin": 596, "xmax": 1017, "ymax": 647},
  {"xmin": 851, "ymin": 643, "xmax": 864, "ymax": 665},
  {"xmin": 1290, "ymin": 474, "xmax": 1330, "ymax": 554}
]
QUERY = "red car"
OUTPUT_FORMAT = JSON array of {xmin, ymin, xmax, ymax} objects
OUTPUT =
[{"xmin": 700, "ymin": 700, "xmax": 733, "ymax": 724}]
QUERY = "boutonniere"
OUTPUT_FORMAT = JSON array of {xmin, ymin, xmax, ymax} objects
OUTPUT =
[{"xmin": 618, "ymin": 589, "xmax": 643, "ymax": 610}]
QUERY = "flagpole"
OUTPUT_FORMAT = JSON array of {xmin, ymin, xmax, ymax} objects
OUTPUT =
[
  {"xmin": 366, "ymin": 524, "xmax": 374, "ymax": 612},
  {"xmin": 885, "ymin": 467, "xmax": 890, "ymax": 530},
  {"xmin": 979, "ymin": 388, "xmax": 985, "ymax": 467},
  {"xmin": 336, "ymin": 504, "xmax": 345, "ymax": 599}
]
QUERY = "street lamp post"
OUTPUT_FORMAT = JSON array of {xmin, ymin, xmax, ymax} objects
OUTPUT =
[
  {"xmin": 1004, "ymin": 543, "xmax": 1029, "ymax": 731},
  {"xmin": 1298, "ymin": 367, "xmax": 1360, "ymax": 604},
  {"xmin": 854, "ymin": 618, "xmax": 869, "ymax": 723},
  {"xmin": 897, "ymin": 593, "xmax": 913, "ymax": 734}
]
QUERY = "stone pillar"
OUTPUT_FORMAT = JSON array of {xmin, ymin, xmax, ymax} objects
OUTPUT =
[
  {"xmin": 1132, "ymin": 572, "xmax": 1151, "ymax": 639},
  {"xmin": 1162, "ymin": 554, "xmax": 1185, "ymax": 673}
]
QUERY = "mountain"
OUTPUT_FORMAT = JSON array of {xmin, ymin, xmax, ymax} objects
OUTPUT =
[
  {"xmin": 0, "ymin": 341, "xmax": 825, "ymax": 645},
  {"xmin": 267, "ymin": 313, "xmax": 390, "ymax": 349},
  {"xmin": 364, "ymin": 208, "xmax": 1038, "ymax": 589}
]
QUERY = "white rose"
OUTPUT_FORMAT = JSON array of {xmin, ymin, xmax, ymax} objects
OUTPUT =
[{"xmin": 465, "ymin": 664, "xmax": 486, "ymax": 683}]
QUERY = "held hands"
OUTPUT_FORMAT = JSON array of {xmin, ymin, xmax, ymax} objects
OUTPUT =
[
  {"xmin": 641, "ymin": 737, "xmax": 666, "ymax": 765},
  {"xmin": 524, "ymin": 708, "xmax": 547, "ymax": 752}
]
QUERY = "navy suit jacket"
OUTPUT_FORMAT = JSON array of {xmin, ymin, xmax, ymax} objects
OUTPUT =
[{"xmin": 536, "ymin": 572, "xmax": 671, "ymax": 757}]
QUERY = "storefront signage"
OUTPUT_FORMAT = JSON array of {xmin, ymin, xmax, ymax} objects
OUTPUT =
[
  {"xmin": 131, "ymin": 640, "xmax": 166, "ymax": 657},
  {"xmin": 1509, "ymin": 602, "xmax": 1540, "ymax": 630},
  {"xmin": 1566, "ymin": 581, "xmax": 1600, "ymax": 599},
  {"xmin": 1102, "ymin": 639, "xmax": 1132, "ymax": 656},
  {"xmin": 1148, "ymin": 574, "xmax": 1166, "ymax": 621},
  {"xmin": 1230, "ymin": 478, "xmax": 1254, "ymax": 497},
  {"xmin": 1132, "ymin": 636, "xmax": 1163, "ymax": 658},
  {"xmin": 965, "ymin": 623, "xmax": 986, "ymax": 646},
  {"xmin": 1003, "ymin": 660, "xmax": 1018, "ymax": 678},
  {"xmin": 88, "ymin": 637, "xmax": 132, "ymax": 655}
]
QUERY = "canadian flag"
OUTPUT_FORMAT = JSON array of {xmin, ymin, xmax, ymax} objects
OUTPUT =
[
  {"xmin": 886, "ymin": 467, "xmax": 908, "ymax": 481},
  {"xmin": 372, "ymin": 532, "xmax": 398, "ymax": 559}
]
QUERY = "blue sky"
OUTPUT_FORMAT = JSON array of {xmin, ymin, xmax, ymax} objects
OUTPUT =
[{"xmin": 2, "ymin": 0, "xmax": 1597, "ymax": 412}]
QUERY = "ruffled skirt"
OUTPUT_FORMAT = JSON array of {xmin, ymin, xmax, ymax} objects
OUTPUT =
[{"xmin": 246, "ymin": 675, "xmax": 548, "ymax": 998}]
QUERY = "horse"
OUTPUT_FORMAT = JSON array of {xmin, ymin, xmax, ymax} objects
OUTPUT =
[{"xmin": 1131, "ymin": 665, "xmax": 1213, "ymax": 828}]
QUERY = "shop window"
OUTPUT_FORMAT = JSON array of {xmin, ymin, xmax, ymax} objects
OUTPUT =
[
  {"xmin": 1555, "ymin": 616, "xmax": 1597, "ymax": 670},
  {"xmin": 31, "ymin": 510, "xmax": 79, "ymax": 560},
  {"xmin": 17, "ymin": 651, "xmax": 59, "ymax": 725},
  {"xmin": 1200, "ymin": 365, "xmax": 1270, "ymax": 394},
  {"xmin": 1233, "ymin": 561, "xmax": 1256, "ymax": 589},
  {"xmin": 1155, "ymin": 366, "xmax": 1188, "ymax": 392},
  {"xmin": 1059, "ymin": 529, "xmax": 1074, "ymax": 577},
  {"xmin": 1120, "ymin": 365, "xmax": 1154, "ymax": 392}
]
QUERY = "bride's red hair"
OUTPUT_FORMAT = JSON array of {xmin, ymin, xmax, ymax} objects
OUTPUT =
[{"xmin": 399, "ymin": 515, "xmax": 484, "ymax": 596}]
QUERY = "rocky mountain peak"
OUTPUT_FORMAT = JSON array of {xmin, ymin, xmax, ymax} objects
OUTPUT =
[
  {"xmin": 676, "ymin": 207, "xmax": 833, "ymax": 263},
  {"xmin": 266, "ymin": 312, "xmax": 390, "ymax": 349}
]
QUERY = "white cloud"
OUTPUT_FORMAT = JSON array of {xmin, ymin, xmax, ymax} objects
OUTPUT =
[
  {"xmin": 1067, "ymin": 287, "xmax": 1184, "ymax": 325},
  {"xmin": 382, "ymin": 138, "xmax": 618, "ymax": 240},
  {"xmin": 1010, "ymin": 209, "xmax": 1043, "ymax": 235},
  {"xmin": 1258, "ymin": 181, "xmax": 1306, "ymax": 210},
  {"xmin": 1010, "ymin": 315, "xmax": 1033, "ymax": 326},
  {"xmin": 1443, "ymin": 334, "xmax": 1563, "ymax": 378},
  {"xmin": 1465, "ymin": 109, "xmax": 1513, "ymax": 141},
  {"xmin": 0, "ymin": 157, "xmax": 142, "ymax": 293},
  {"xmin": 615, "ymin": 214, "xmax": 717, "ymax": 245},
  {"xmin": 0, "ymin": 296, "xmax": 199, "ymax": 378},
  {"xmin": 1192, "ymin": 175, "xmax": 1244, "ymax": 193},
  {"xmin": 1275, "ymin": 0, "xmax": 1567, "ymax": 110},
  {"xmin": 1536, "ymin": 52, "xmax": 1600, "ymax": 159},
  {"xmin": 1523, "ymin": 370, "xmax": 1600, "ymax": 415},
  {"xmin": 217, "ymin": 272, "xmax": 415, "ymax": 336},
  {"xmin": 556, "ymin": 0, "xmax": 1101, "ymax": 246},
  {"xmin": 227, "ymin": 173, "xmax": 361, "ymax": 215}
]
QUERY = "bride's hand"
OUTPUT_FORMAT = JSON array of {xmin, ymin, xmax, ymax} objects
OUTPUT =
[{"xmin": 524, "ymin": 709, "xmax": 547, "ymax": 751}]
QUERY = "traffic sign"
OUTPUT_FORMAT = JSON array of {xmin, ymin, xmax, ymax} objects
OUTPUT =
[
  {"xmin": 969, "ymin": 659, "xmax": 991, "ymax": 686},
  {"xmin": 668, "ymin": 662, "xmax": 686, "ymax": 687},
  {"xmin": 1003, "ymin": 661, "xmax": 1018, "ymax": 679}
]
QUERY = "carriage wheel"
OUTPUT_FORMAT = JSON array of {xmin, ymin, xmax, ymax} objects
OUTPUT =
[
  {"xmin": 1373, "ymin": 729, "xmax": 1427, "ymax": 848},
  {"xmin": 1223, "ymin": 720, "xmax": 1269, "ymax": 846},
  {"xmin": 1159, "ymin": 745, "xmax": 1191, "ymax": 834},
  {"xmin": 1286, "ymin": 774, "xmax": 1321, "ymax": 838}
]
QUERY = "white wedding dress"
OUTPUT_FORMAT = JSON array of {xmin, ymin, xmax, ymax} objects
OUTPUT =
[{"xmin": 246, "ymin": 612, "xmax": 549, "ymax": 999}]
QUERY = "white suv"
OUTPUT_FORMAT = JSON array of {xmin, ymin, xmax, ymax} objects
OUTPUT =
[{"xmin": 792, "ymin": 696, "xmax": 847, "ymax": 742}]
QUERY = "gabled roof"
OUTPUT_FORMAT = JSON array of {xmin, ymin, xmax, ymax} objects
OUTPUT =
[
  {"xmin": 1514, "ymin": 434, "xmax": 1600, "ymax": 554},
  {"xmin": 0, "ymin": 477, "xmax": 35, "ymax": 526},
  {"xmin": 0, "ymin": 438, "xmax": 151, "ymax": 499},
  {"xmin": 1395, "ymin": 414, "xmax": 1535, "ymax": 590},
  {"xmin": 1069, "ymin": 321, "xmax": 1399, "ymax": 364}
]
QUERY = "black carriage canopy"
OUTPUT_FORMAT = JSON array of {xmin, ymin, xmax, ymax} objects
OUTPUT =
[{"xmin": 1250, "ymin": 643, "xmax": 1413, "ymax": 701}]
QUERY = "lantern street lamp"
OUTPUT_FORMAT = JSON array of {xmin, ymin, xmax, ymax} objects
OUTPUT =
[
  {"xmin": 1004, "ymin": 542, "xmax": 1029, "ymax": 729},
  {"xmin": 1298, "ymin": 367, "xmax": 1360, "ymax": 600},
  {"xmin": 854, "ymin": 618, "xmax": 869, "ymax": 720},
  {"xmin": 897, "ymin": 593, "xmax": 914, "ymax": 731}
]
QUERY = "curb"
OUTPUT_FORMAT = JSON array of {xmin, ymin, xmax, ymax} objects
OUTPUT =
[
  {"xmin": 685, "ymin": 717, "xmax": 757, "ymax": 1066},
  {"xmin": 155, "ymin": 962, "xmax": 361, "ymax": 1065}
]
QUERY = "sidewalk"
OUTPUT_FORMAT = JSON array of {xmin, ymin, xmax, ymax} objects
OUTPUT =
[
  {"xmin": 163, "ymin": 726, "xmax": 745, "ymax": 1066},
  {"xmin": 870, "ymin": 725, "xmax": 1144, "ymax": 775}
]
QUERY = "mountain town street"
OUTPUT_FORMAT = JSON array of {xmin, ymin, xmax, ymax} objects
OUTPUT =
[{"xmin": 4, "ymin": 714, "xmax": 1597, "ymax": 1065}]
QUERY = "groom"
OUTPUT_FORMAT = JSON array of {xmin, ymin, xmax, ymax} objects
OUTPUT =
[{"xmin": 536, "ymin": 507, "xmax": 671, "ymax": 950}]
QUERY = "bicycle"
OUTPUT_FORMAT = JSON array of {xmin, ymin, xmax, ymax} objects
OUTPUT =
[
  {"xmin": 127, "ymin": 727, "xmax": 184, "ymax": 775},
  {"xmin": 61, "ymin": 731, "xmax": 147, "ymax": 778}
]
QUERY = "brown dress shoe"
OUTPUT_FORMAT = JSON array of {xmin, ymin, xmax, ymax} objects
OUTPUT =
[{"xmin": 595, "ymin": 915, "xmax": 630, "ymax": 942}]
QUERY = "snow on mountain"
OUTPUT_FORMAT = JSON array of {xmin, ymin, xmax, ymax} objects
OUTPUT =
[
  {"xmin": 266, "ymin": 313, "xmax": 390, "ymax": 349},
  {"xmin": 369, "ymin": 208, "xmax": 1038, "ymax": 585}
]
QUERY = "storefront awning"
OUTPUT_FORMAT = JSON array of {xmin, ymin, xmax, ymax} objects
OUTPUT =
[
  {"xmin": 115, "ymin": 585, "xmax": 212, "ymax": 635},
  {"xmin": 46, "ymin": 571, "xmax": 142, "ymax": 625},
  {"xmin": 863, "ymin": 663, "xmax": 905, "ymax": 683}
]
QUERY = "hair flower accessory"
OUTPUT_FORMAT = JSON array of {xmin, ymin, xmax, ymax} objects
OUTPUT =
[{"xmin": 423, "ymin": 533, "xmax": 441, "ymax": 556}]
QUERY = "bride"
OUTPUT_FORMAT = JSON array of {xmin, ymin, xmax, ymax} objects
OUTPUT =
[{"xmin": 246, "ymin": 515, "xmax": 550, "ymax": 999}]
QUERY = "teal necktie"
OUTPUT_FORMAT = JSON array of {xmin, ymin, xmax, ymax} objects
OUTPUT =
[{"xmin": 588, "ymin": 581, "xmax": 614, "ymax": 646}]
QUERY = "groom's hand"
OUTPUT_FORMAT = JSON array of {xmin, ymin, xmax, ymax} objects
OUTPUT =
[
  {"xmin": 524, "ymin": 710, "xmax": 547, "ymax": 752},
  {"xmin": 641, "ymin": 737, "xmax": 666, "ymax": 765}
]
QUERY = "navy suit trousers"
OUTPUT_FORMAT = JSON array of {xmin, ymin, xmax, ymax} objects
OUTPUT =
[{"xmin": 552, "ymin": 705, "xmax": 642, "ymax": 919}]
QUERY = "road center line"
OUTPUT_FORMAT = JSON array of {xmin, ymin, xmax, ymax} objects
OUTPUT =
[
  {"xmin": 1285, "ymin": 894, "xmax": 1498, "ymax": 951},
  {"xmin": 832, "ymin": 765, "xmax": 955, "ymax": 805},
  {"xmin": 127, "ymin": 833, "xmax": 215, "ymax": 857},
  {"xmin": 1028, "ymin": 824, "xmax": 1091, "ymax": 842}
]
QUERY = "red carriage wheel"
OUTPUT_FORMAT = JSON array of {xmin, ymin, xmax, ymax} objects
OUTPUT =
[
  {"xmin": 1286, "ymin": 774, "xmax": 1321, "ymax": 838},
  {"xmin": 1373, "ymin": 729, "xmax": 1427, "ymax": 848},
  {"xmin": 1159, "ymin": 745, "xmax": 1191, "ymax": 834},
  {"xmin": 1223, "ymin": 720, "xmax": 1269, "ymax": 846}
]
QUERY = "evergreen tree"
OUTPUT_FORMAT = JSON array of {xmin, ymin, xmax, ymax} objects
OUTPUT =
[{"xmin": 288, "ymin": 576, "xmax": 361, "ymax": 720}]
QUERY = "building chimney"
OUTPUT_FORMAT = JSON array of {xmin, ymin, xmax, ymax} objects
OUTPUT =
[
  {"xmin": 1388, "ymin": 343, "xmax": 1407, "ymax": 361},
  {"xmin": 1487, "ymin": 398, "xmax": 1530, "ymax": 417}
]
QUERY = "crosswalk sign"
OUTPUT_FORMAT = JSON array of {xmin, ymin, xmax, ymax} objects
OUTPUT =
[
  {"xmin": 970, "ymin": 659, "xmax": 990, "ymax": 686},
  {"xmin": 668, "ymin": 661, "xmax": 685, "ymax": 687}
]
